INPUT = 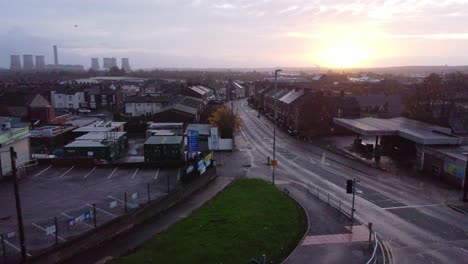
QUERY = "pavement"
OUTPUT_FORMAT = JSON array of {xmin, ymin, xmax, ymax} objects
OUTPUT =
[
  {"xmin": 279, "ymin": 182, "xmax": 374, "ymax": 264},
  {"xmin": 66, "ymin": 176, "xmax": 235, "ymax": 264}
]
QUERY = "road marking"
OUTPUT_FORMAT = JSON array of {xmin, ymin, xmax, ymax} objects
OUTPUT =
[
  {"xmin": 83, "ymin": 167, "xmax": 96, "ymax": 179},
  {"xmin": 131, "ymin": 168, "xmax": 139, "ymax": 180},
  {"xmin": 2, "ymin": 239, "xmax": 32, "ymax": 256},
  {"xmin": 309, "ymin": 156, "xmax": 317, "ymax": 165},
  {"xmin": 32, "ymin": 223, "xmax": 66, "ymax": 241},
  {"xmin": 61, "ymin": 212, "xmax": 94, "ymax": 229},
  {"xmin": 86, "ymin": 204, "xmax": 117, "ymax": 217},
  {"xmin": 108, "ymin": 195, "xmax": 137, "ymax": 207},
  {"xmin": 154, "ymin": 168, "xmax": 160, "ymax": 180},
  {"xmin": 383, "ymin": 204, "xmax": 441, "ymax": 210},
  {"xmin": 107, "ymin": 167, "xmax": 118, "ymax": 179},
  {"xmin": 34, "ymin": 165, "xmax": 52, "ymax": 177},
  {"xmin": 58, "ymin": 166, "xmax": 75, "ymax": 178},
  {"xmin": 177, "ymin": 168, "xmax": 181, "ymax": 181},
  {"xmin": 460, "ymin": 247, "xmax": 468, "ymax": 253}
]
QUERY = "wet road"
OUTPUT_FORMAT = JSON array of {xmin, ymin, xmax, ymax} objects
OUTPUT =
[{"xmin": 233, "ymin": 99, "xmax": 468, "ymax": 264}]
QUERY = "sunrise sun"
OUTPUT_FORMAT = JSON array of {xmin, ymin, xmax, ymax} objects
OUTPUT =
[{"xmin": 320, "ymin": 41, "xmax": 371, "ymax": 68}]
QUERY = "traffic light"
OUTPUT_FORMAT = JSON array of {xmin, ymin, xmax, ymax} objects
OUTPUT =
[{"xmin": 346, "ymin": 179, "xmax": 353, "ymax": 194}]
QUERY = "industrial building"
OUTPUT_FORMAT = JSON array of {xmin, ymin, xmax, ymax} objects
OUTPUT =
[
  {"xmin": 10, "ymin": 55, "xmax": 22, "ymax": 70},
  {"xmin": 144, "ymin": 136, "xmax": 184, "ymax": 163},
  {"xmin": 103, "ymin": 57, "xmax": 117, "ymax": 69},
  {"xmin": 91, "ymin": 58, "xmax": 100, "ymax": 71},
  {"xmin": 35, "ymin": 55, "xmax": 45, "ymax": 70},
  {"xmin": 122, "ymin": 58, "xmax": 131, "ymax": 72},
  {"xmin": 23, "ymin": 54, "xmax": 35, "ymax": 70},
  {"xmin": 64, "ymin": 131, "xmax": 128, "ymax": 162}
]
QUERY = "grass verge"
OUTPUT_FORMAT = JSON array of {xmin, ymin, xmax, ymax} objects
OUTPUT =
[{"xmin": 116, "ymin": 179, "xmax": 307, "ymax": 264}]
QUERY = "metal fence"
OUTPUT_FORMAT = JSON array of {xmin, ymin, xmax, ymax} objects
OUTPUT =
[
  {"xmin": 304, "ymin": 181, "xmax": 353, "ymax": 218},
  {"xmin": 1, "ymin": 177, "xmax": 180, "ymax": 263}
]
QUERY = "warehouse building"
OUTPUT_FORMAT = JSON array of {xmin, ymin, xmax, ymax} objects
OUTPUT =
[
  {"xmin": 64, "ymin": 132, "xmax": 128, "ymax": 162},
  {"xmin": 144, "ymin": 136, "xmax": 184, "ymax": 163}
]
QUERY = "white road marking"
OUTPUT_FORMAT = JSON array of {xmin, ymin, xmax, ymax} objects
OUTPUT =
[
  {"xmin": 34, "ymin": 165, "xmax": 52, "ymax": 177},
  {"xmin": 154, "ymin": 168, "xmax": 160, "ymax": 180},
  {"xmin": 131, "ymin": 168, "xmax": 139, "ymax": 180},
  {"xmin": 61, "ymin": 212, "xmax": 94, "ymax": 229},
  {"xmin": 32, "ymin": 223, "xmax": 66, "ymax": 241},
  {"xmin": 58, "ymin": 166, "xmax": 75, "ymax": 178},
  {"xmin": 383, "ymin": 204, "xmax": 441, "ymax": 210},
  {"xmin": 2, "ymin": 239, "xmax": 32, "ymax": 256},
  {"xmin": 83, "ymin": 167, "xmax": 96, "ymax": 179},
  {"xmin": 309, "ymin": 156, "xmax": 317, "ymax": 165},
  {"xmin": 177, "ymin": 168, "xmax": 181, "ymax": 181},
  {"xmin": 107, "ymin": 167, "xmax": 118, "ymax": 179},
  {"xmin": 356, "ymin": 189, "xmax": 364, "ymax": 194},
  {"xmin": 460, "ymin": 247, "xmax": 468, "ymax": 253},
  {"xmin": 86, "ymin": 204, "xmax": 117, "ymax": 217},
  {"xmin": 108, "ymin": 195, "xmax": 138, "ymax": 207}
]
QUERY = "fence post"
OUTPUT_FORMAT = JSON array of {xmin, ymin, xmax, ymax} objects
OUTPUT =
[
  {"xmin": 54, "ymin": 216, "xmax": 58, "ymax": 245},
  {"xmin": 93, "ymin": 203, "xmax": 97, "ymax": 228},
  {"xmin": 1, "ymin": 234, "xmax": 6, "ymax": 264},
  {"xmin": 368, "ymin": 222, "xmax": 373, "ymax": 248},
  {"xmin": 124, "ymin": 192, "xmax": 128, "ymax": 214},
  {"xmin": 147, "ymin": 183, "xmax": 151, "ymax": 203}
]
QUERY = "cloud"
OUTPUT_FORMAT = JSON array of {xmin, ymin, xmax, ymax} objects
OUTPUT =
[{"xmin": 278, "ymin": 5, "xmax": 299, "ymax": 14}]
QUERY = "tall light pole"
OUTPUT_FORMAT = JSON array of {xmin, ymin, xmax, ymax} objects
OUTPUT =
[{"xmin": 272, "ymin": 69, "xmax": 282, "ymax": 185}]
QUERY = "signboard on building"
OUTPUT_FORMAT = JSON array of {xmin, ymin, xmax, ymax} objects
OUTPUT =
[
  {"xmin": 444, "ymin": 161, "xmax": 465, "ymax": 180},
  {"xmin": 187, "ymin": 130, "xmax": 199, "ymax": 154}
]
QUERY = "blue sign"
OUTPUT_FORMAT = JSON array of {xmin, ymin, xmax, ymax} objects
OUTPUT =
[
  {"xmin": 67, "ymin": 211, "xmax": 93, "ymax": 228},
  {"xmin": 187, "ymin": 130, "xmax": 199, "ymax": 153}
]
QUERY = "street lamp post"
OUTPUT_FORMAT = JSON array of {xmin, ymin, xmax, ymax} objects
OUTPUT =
[{"xmin": 272, "ymin": 69, "xmax": 282, "ymax": 185}]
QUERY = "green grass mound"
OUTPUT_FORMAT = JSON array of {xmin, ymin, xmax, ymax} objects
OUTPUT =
[{"xmin": 117, "ymin": 179, "xmax": 307, "ymax": 264}]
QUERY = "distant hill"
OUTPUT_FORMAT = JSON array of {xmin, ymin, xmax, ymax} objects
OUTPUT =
[{"xmin": 344, "ymin": 65, "xmax": 468, "ymax": 75}]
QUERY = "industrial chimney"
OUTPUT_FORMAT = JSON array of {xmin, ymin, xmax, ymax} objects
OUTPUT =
[
  {"xmin": 10, "ymin": 55, "xmax": 22, "ymax": 70},
  {"xmin": 91, "ymin": 58, "xmax": 100, "ymax": 71},
  {"xmin": 35, "ymin": 55, "xmax": 46, "ymax": 70},
  {"xmin": 23, "ymin": 54, "xmax": 35, "ymax": 70},
  {"xmin": 53, "ymin": 45, "xmax": 58, "ymax": 65},
  {"xmin": 121, "ymin": 58, "xmax": 131, "ymax": 72}
]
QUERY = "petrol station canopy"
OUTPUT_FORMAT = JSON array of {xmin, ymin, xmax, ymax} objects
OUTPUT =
[{"xmin": 334, "ymin": 117, "xmax": 463, "ymax": 145}]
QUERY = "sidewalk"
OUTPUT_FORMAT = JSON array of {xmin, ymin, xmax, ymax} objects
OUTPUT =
[
  {"xmin": 67, "ymin": 176, "xmax": 235, "ymax": 264},
  {"xmin": 279, "ymin": 182, "xmax": 374, "ymax": 264}
]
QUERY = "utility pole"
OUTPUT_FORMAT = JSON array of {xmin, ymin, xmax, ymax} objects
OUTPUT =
[
  {"xmin": 272, "ymin": 69, "xmax": 282, "ymax": 185},
  {"xmin": 10, "ymin": 147, "xmax": 27, "ymax": 262},
  {"xmin": 462, "ymin": 153, "xmax": 468, "ymax": 201}
]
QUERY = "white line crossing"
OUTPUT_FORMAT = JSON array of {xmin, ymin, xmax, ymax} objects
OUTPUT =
[
  {"xmin": 154, "ymin": 168, "xmax": 160, "ymax": 180},
  {"xmin": 58, "ymin": 166, "xmax": 75, "ymax": 178},
  {"xmin": 86, "ymin": 204, "xmax": 117, "ymax": 217},
  {"xmin": 107, "ymin": 167, "xmax": 118, "ymax": 179},
  {"xmin": 83, "ymin": 167, "xmax": 96, "ymax": 179},
  {"xmin": 31, "ymin": 223, "xmax": 66, "ymax": 241},
  {"xmin": 34, "ymin": 165, "xmax": 52, "ymax": 177},
  {"xmin": 131, "ymin": 168, "xmax": 139, "ymax": 180}
]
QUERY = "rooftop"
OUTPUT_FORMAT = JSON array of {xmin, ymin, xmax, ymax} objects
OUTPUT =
[
  {"xmin": 186, "ymin": 124, "xmax": 212, "ymax": 135},
  {"xmin": 75, "ymin": 132, "xmax": 126, "ymax": 141},
  {"xmin": 156, "ymin": 103, "xmax": 198, "ymax": 116},
  {"xmin": 334, "ymin": 117, "xmax": 463, "ymax": 145},
  {"xmin": 188, "ymin": 85, "xmax": 212, "ymax": 96},
  {"xmin": 64, "ymin": 140, "xmax": 105, "ymax": 148},
  {"xmin": 279, "ymin": 89, "xmax": 304, "ymax": 104},
  {"xmin": 144, "ymin": 135, "xmax": 183, "ymax": 145}
]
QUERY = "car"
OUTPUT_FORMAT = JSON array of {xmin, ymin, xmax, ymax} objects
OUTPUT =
[{"xmin": 78, "ymin": 108, "xmax": 91, "ymax": 113}]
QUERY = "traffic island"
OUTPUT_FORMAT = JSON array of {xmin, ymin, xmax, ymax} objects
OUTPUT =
[{"xmin": 115, "ymin": 179, "xmax": 307, "ymax": 264}]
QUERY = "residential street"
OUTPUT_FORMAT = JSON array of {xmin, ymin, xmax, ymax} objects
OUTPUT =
[{"xmin": 231, "ymin": 98, "xmax": 468, "ymax": 264}]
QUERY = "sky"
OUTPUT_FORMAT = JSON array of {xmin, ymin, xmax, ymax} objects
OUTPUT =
[{"xmin": 1, "ymin": 0, "xmax": 468, "ymax": 69}]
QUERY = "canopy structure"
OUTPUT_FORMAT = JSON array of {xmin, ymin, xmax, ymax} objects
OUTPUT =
[{"xmin": 334, "ymin": 117, "xmax": 463, "ymax": 145}]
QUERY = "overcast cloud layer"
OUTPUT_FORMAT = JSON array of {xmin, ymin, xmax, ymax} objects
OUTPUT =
[{"xmin": 1, "ymin": 0, "xmax": 468, "ymax": 69}]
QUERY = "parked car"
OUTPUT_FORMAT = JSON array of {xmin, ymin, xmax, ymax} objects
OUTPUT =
[{"xmin": 78, "ymin": 108, "xmax": 91, "ymax": 113}]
